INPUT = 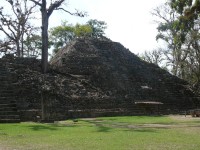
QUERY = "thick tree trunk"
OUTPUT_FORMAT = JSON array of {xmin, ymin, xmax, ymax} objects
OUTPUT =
[
  {"xmin": 16, "ymin": 41, "xmax": 21, "ymax": 57},
  {"xmin": 41, "ymin": 2, "xmax": 49, "ymax": 73},
  {"xmin": 21, "ymin": 34, "xmax": 24, "ymax": 57}
]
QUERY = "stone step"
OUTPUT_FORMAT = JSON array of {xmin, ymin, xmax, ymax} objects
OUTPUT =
[
  {"xmin": 0, "ymin": 95, "xmax": 16, "ymax": 99},
  {"xmin": 0, "ymin": 82, "xmax": 17, "ymax": 86},
  {"xmin": 0, "ymin": 107, "xmax": 17, "ymax": 111},
  {"xmin": 0, "ymin": 84, "xmax": 16, "ymax": 89},
  {"xmin": 0, "ymin": 103, "xmax": 17, "ymax": 107},
  {"xmin": 0, "ymin": 84, "xmax": 16, "ymax": 87},
  {"xmin": 0, "ymin": 115, "xmax": 20, "ymax": 120},
  {"xmin": 0, "ymin": 77, "xmax": 15, "ymax": 81},
  {"xmin": 0, "ymin": 92, "xmax": 15, "ymax": 97},
  {"xmin": 0, "ymin": 71, "xmax": 12, "ymax": 76},
  {"xmin": 0, "ymin": 119, "xmax": 20, "ymax": 123},
  {"xmin": 0, "ymin": 99, "xmax": 16, "ymax": 104},
  {"xmin": 0, "ymin": 65, "xmax": 8, "ymax": 69},
  {"xmin": 0, "ymin": 96, "xmax": 15, "ymax": 99},
  {"xmin": 0, "ymin": 81, "xmax": 16, "ymax": 85},
  {"xmin": 0, "ymin": 111, "xmax": 18, "ymax": 115}
]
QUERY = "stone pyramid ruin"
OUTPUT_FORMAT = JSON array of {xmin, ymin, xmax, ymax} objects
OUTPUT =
[
  {"xmin": 50, "ymin": 38, "xmax": 199, "ymax": 115},
  {"xmin": 0, "ymin": 38, "xmax": 199, "ymax": 122}
]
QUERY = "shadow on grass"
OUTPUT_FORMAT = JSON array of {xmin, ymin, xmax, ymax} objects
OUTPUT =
[
  {"xmin": 81, "ymin": 120, "xmax": 113, "ymax": 132},
  {"xmin": 0, "ymin": 132, "xmax": 8, "ymax": 135},
  {"xmin": 28, "ymin": 124, "xmax": 58, "ymax": 131},
  {"xmin": 27, "ymin": 122, "xmax": 78, "ymax": 131},
  {"xmin": 96, "ymin": 125, "xmax": 112, "ymax": 132},
  {"xmin": 81, "ymin": 119, "xmax": 161, "ymax": 133}
]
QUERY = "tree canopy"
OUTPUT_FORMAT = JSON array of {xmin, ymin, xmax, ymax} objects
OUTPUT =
[
  {"xmin": 49, "ymin": 19, "xmax": 108, "ymax": 55},
  {"xmin": 140, "ymin": 0, "xmax": 200, "ymax": 90},
  {"xmin": 0, "ymin": 0, "xmax": 37, "ymax": 57}
]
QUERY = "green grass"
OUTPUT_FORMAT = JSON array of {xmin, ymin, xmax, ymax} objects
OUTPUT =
[{"xmin": 0, "ymin": 116, "xmax": 200, "ymax": 150}]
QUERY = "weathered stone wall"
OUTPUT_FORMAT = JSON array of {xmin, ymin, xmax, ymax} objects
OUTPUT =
[
  {"xmin": 1, "ymin": 39, "xmax": 200, "ymax": 122},
  {"xmin": 0, "ymin": 56, "xmax": 20, "ymax": 122},
  {"xmin": 51, "ymin": 39, "xmax": 199, "ymax": 113}
]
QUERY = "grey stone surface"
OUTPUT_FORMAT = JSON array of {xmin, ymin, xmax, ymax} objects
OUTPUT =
[{"xmin": 0, "ymin": 39, "xmax": 199, "ymax": 121}]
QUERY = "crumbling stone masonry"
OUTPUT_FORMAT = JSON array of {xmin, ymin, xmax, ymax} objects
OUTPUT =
[{"xmin": 0, "ymin": 39, "xmax": 199, "ymax": 122}]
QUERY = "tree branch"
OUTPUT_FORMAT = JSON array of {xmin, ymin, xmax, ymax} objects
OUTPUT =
[
  {"xmin": 56, "ymin": 8, "xmax": 74, "ymax": 15},
  {"xmin": 56, "ymin": 8, "xmax": 87, "ymax": 17},
  {"xmin": 0, "ymin": 14, "xmax": 17, "ymax": 39},
  {"xmin": 47, "ymin": 0, "xmax": 65, "ymax": 17},
  {"xmin": 0, "ymin": 26, "xmax": 15, "ymax": 41},
  {"xmin": 29, "ymin": 0, "xmax": 42, "ymax": 7}
]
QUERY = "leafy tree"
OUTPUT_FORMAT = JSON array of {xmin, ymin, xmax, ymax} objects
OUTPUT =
[
  {"xmin": 153, "ymin": 1, "xmax": 200, "ymax": 87},
  {"xmin": 170, "ymin": 0, "xmax": 200, "ymax": 25},
  {"xmin": 183, "ymin": 25, "xmax": 200, "ymax": 84},
  {"xmin": 74, "ymin": 23, "xmax": 92, "ymax": 38},
  {"xmin": 49, "ymin": 19, "xmax": 107, "ymax": 55},
  {"xmin": 169, "ymin": 0, "xmax": 200, "ymax": 84},
  {"xmin": 86, "ymin": 19, "xmax": 107, "ymax": 39},
  {"xmin": 0, "ymin": 0, "xmax": 37, "ymax": 57},
  {"xmin": 49, "ymin": 22, "xmax": 92, "ymax": 55},
  {"xmin": 24, "ymin": 34, "xmax": 42, "ymax": 57},
  {"xmin": 49, "ymin": 21, "xmax": 75, "ymax": 54},
  {"xmin": 169, "ymin": 0, "xmax": 200, "ymax": 43},
  {"xmin": 152, "ymin": 2, "xmax": 187, "ymax": 76}
]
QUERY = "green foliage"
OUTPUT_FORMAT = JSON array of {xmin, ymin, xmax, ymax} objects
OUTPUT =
[
  {"xmin": 87, "ymin": 19, "xmax": 107, "ymax": 39},
  {"xmin": 24, "ymin": 34, "xmax": 42, "ymax": 57},
  {"xmin": 153, "ymin": 1, "xmax": 200, "ymax": 86},
  {"xmin": 49, "ymin": 19, "xmax": 107, "ymax": 55},
  {"xmin": 49, "ymin": 21, "xmax": 75, "ymax": 54},
  {"xmin": 167, "ymin": 0, "xmax": 200, "ymax": 85},
  {"xmin": 49, "ymin": 21, "xmax": 93, "ymax": 54},
  {"xmin": 170, "ymin": 0, "xmax": 200, "ymax": 31},
  {"xmin": 74, "ymin": 23, "xmax": 92, "ymax": 37}
]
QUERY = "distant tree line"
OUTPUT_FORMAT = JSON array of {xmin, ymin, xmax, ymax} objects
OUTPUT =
[{"xmin": 139, "ymin": 0, "xmax": 200, "ymax": 92}]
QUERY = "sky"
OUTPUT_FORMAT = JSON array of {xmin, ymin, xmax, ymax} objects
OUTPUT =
[
  {"xmin": 49, "ymin": 0, "xmax": 166, "ymax": 54},
  {"xmin": 1, "ymin": 0, "xmax": 166, "ymax": 55}
]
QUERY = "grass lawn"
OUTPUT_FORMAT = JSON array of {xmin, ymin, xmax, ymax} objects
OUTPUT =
[{"xmin": 0, "ymin": 115, "xmax": 200, "ymax": 150}]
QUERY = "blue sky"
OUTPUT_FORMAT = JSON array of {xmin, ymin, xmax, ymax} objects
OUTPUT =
[{"xmin": 49, "ymin": 0, "xmax": 166, "ymax": 54}]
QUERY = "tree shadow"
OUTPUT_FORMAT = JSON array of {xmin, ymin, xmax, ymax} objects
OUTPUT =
[
  {"xmin": 96, "ymin": 124, "xmax": 112, "ymax": 132},
  {"xmin": 81, "ymin": 119, "xmax": 160, "ymax": 133},
  {"xmin": 28, "ymin": 124, "xmax": 58, "ymax": 131},
  {"xmin": 27, "ymin": 122, "xmax": 78, "ymax": 131},
  {"xmin": 0, "ymin": 132, "xmax": 7, "ymax": 135},
  {"xmin": 81, "ymin": 120, "xmax": 113, "ymax": 132}
]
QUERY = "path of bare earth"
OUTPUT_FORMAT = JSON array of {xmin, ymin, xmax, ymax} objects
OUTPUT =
[{"xmin": 81, "ymin": 115, "xmax": 200, "ymax": 129}]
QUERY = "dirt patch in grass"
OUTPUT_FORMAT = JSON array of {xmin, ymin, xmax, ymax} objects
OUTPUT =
[
  {"xmin": 81, "ymin": 115, "xmax": 200, "ymax": 129},
  {"xmin": 169, "ymin": 115, "xmax": 200, "ymax": 121}
]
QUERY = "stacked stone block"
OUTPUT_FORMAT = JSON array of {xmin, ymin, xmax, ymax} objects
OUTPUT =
[{"xmin": 0, "ymin": 59, "xmax": 20, "ymax": 123}]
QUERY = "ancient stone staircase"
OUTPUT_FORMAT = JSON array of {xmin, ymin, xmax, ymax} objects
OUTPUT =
[{"xmin": 0, "ymin": 60, "xmax": 20, "ymax": 123}]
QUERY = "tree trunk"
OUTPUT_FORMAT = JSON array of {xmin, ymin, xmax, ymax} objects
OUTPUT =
[
  {"xmin": 41, "ymin": 2, "xmax": 49, "ymax": 73},
  {"xmin": 16, "ymin": 41, "xmax": 21, "ymax": 57},
  {"xmin": 21, "ymin": 34, "xmax": 24, "ymax": 57}
]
